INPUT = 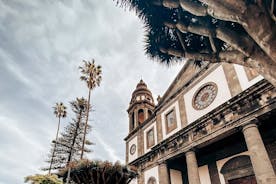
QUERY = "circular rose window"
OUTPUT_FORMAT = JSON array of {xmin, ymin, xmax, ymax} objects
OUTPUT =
[
  {"xmin": 130, "ymin": 144, "xmax": 136, "ymax": 155},
  {"xmin": 192, "ymin": 82, "xmax": 218, "ymax": 110}
]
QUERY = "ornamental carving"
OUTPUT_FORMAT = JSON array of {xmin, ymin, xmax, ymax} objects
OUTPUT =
[{"xmin": 192, "ymin": 82, "xmax": 218, "ymax": 110}]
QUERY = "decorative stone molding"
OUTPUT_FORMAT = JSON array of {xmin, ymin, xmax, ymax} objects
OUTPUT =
[{"xmin": 128, "ymin": 80, "xmax": 275, "ymax": 168}]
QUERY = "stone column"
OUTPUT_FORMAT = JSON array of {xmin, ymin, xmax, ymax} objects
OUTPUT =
[
  {"xmin": 185, "ymin": 150, "xmax": 201, "ymax": 184},
  {"xmin": 242, "ymin": 122, "xmax": 276, "ymax": 184},
  {"xmin": 129, "ymin": 113, "xmax": 133, "ymax": 132},
  {"xmin": 137, "ymin": 168, "xmax": 144, "ymax": 184},
  {"xmin": 159, "ymin": 162, "xmax": 170, "ymax": 184},
  {"xmin": 144, "ymin": 107, "xmax": 148, "ymax": 120},
  {"xmin": 134, "ymin": 109, "xmax": 138, "ymax": 127}
]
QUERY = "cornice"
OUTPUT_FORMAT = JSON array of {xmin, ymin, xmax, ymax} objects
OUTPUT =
[
  {"xmin": 127, "ymin": 100, "xmax": 155, "ymax": 113},
  {"xmin": 127, "ymin": 80, "xmax": 275, "ymax": 167}
]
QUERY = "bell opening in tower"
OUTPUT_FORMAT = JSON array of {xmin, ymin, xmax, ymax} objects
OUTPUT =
[{"xmin": 138, "ymin": 109, "xmax": 145, "ymax": 124}]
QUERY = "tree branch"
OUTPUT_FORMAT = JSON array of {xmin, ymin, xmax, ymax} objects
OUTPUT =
[
  {"xmin": 156, "ymin": 0, "xmax": 242, "ymax": 22},
  {"xmin": 195, "ymin": 0, "xmax": 276, "ymax": 63},
  {"xmin": 242, "ymin": 4, "xmax": 276, "ymax": 63},
  {"xmin": 179, "ymin": 0, "xmax": 207, "ymax": 17},
  {"xmin": 160, "ymin": 46, "xmax": 276, "ymax": 86},
  {"xmin": 163, "ymin": 0, "xmax": 179, "ymax": 8},
  {"xmin": 176, "ymin": 30, "xmax": 187, "ymax": 53},
  {"xmin": 160, "ymin": 46, "xmax": 249, "ymax": 66},
  {"xmin": 165, "ymin": 21, "xmax": 255, "ymax": 57}
]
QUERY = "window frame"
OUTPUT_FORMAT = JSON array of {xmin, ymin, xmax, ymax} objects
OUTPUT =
[
  {"xmin": 146, "ymin": 127, "xmax": 155, "ymax": 149},
  {"xmin": 165, "ymin": 108, "xmax": 177, "ymax": 134}
]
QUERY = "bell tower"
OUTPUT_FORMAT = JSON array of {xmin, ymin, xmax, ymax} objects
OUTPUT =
[{"xmin": 127, "ymin": 80, "xmax": 155, "ymax": 132}]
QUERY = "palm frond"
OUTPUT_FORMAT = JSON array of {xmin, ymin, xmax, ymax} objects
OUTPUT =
[
  {"xmin": 53, "ymin": 102, "xmax": 67, "ymax": 118},
  {"xmin": 79, "ymin": 59, "xmax": 102, "ymax": 90}
]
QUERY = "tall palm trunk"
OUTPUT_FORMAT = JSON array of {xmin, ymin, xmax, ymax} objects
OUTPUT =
[
  {"xmin": 80, "ymin": 88, "xmax": 91, "ymax": 159},
  {"xmin": 49, "ymin": 116, "xmax": 61, "ymax": 174}
]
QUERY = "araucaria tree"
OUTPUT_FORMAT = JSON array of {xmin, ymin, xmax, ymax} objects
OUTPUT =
[
  {"xmin": 79, "ymin": 59, "xmax": 102, "ymax": 159},
  {"xmin": 66, "ymin": 97, "xmax": 90, "ymax": 165},
  {"xmin": 43, "ymin": 98, "xmax": 92, "ymax": 172},
  {"xmin": 49, "ymin": 102, "xmax": 67, "ymax": 174},
  {"xmin": 118, "ymin": 0, "xmax": 276, "ymax": 86}
]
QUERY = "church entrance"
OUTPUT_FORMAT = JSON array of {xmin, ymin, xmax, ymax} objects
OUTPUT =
[{"xmin": 228, "ymin": 175, "xmax": 257, "ymax": 184}]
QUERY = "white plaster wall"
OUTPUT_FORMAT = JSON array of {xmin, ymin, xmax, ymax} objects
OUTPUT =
[
  {"xmin": 216, "ymin": 151, "xmax": 249, "ymax": 184},
  {"xmin": 170, "ymin": 169, "xmax": 182, "ymax": 184},
  {"xmin": 144, "ymin": 122, "xmax": 157, "ymax": 153},
  {"xmin": 128, "ymin": 136, "xmax": 138, "ymax": 163},
  {"xmin": 161, "ymin": 101, "xmax": 182, "ymax": 140},
  {"xmin": 144, "ymin": 166, "xmax": 159, "ymax": 184},
  {"xmin": 129, "ymin": 178, "xmax": 137, "ymax": 184},
  {"xmin": 198, "ymin": 165, "xmax": 212, "ymax": 184},
  {"xmin": 184, "ymin": 66, "xmax": 232, "ymax": 124},
  {"xmin": 234, "ymin": 64, "xmax": 263, "ymax": 90}
]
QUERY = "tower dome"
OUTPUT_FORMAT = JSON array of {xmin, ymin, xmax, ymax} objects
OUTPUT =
[
  {"xmin": 127, "ymin": 80, "xmax": 155, "ymax": 132},
  {"xmin": 129, "ymin": 80, "xmax": 154, "ymax": 106}
]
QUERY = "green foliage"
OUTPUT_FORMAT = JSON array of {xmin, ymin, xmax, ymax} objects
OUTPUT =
[
  {"xmin": 25, "ymin": 174, "xmax": 63, "ymax": 184},
  {"xmin": 42, "ymin": 98, "xmax": 92, "ymax": 172},
  {"xmin": 59, "ymin": 159, "xmax": 137, "ymax": 184}
]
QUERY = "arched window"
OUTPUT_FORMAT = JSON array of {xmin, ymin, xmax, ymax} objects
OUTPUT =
[
  {"xmin": 147, "ymin": 177, "xmax": 157, "ymax": 184},
  {"xmin": 138, "ymin": 109, "xmax": 144, "ymax": 123}
]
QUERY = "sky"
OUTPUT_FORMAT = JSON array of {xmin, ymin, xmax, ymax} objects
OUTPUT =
[{"xmin": 0, "ymin": 0, "xmax": 183, "ymax": 183}]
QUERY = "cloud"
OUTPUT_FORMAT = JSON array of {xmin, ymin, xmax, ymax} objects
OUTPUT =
[{"xmin": 0, "ymin": 0, "xmax": 183, "ymax": 183}]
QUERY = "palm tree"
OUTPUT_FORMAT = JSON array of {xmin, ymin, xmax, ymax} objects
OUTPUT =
[
  {"xmin": 49, "ymin": 102, "xmax": 67, "ymax": 174},
  {"xmin": 79, "ymin": 59, "xmax": 102, "ymax": 159}
]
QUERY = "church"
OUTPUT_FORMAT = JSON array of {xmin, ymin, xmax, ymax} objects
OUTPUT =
[{"xmin": 124, "ymin": 63, "xmax": 276, "ymax": 184}]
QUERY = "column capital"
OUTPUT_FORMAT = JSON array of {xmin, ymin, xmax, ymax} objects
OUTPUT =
[
  {"xmin": 242, "ymin": 118, "xmax": 258, "ymax": 132},
  {"xmin": 157, "ymin": 159, "xmax": 168, "ymax": 165},
  {"xmin": 185, "ymin": 149, "xmax": 196, "ymax": 156}
]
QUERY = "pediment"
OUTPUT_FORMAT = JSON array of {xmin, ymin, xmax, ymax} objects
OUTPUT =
[{"xmin": 159, "ymin": 62, "xmax": 209, "ymax": 104}]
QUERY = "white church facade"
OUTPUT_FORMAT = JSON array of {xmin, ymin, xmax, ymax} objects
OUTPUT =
[{"xmin": 125, "ymin": 63, "xmax": 276, "ymax": 184}]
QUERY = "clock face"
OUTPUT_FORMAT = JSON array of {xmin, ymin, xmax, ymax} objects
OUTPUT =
[
  {"xmin": 130, "ymin": 144, "xmax": 136, "ymax": 155},
  {"xmin": 192, "ymin": 82, "xmax": 218, "ymax": 110}
]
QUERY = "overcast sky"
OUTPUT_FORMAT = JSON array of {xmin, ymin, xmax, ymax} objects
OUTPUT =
[{"xmin": 0, "ymin": 1, "xmax": 183, "ymax": 183}]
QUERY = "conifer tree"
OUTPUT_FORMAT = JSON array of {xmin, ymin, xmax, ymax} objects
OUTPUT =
[{"xmin": 43, "ymin": 98, "xmax": 93, "ymax": 172}]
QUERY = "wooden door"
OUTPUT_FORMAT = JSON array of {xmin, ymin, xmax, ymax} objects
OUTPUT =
[{"xmin": 229, "ymin": 175, "xmax": 257, "ymax": 184}]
